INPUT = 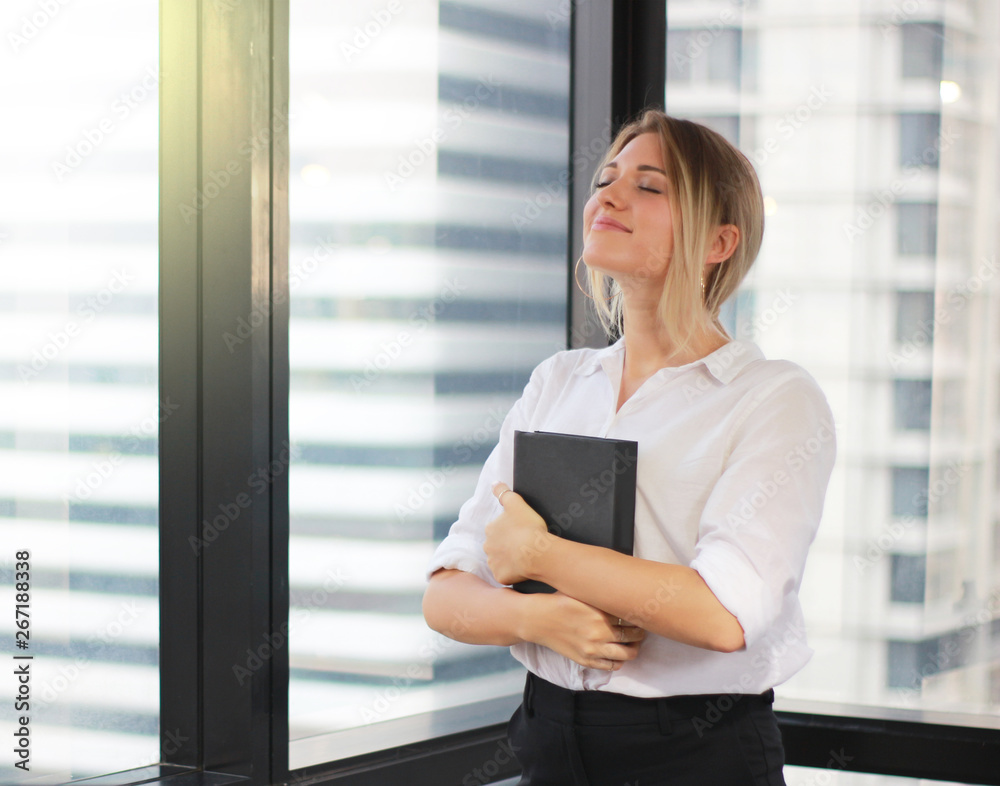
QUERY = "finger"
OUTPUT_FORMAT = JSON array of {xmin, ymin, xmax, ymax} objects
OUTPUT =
[
  {"xmin": 606, "ymin": 624, "xmax": 643, "ymax": 644},
  {"xmin": 492, "ymin": 482, "xmax": 515, "ymax": 508},
  {"xmin": 617, "ymin": 625, "xmax": 646, "ymax": 643},
  {"xmin": 606, "ymin": 613, "xmax": 641, "ymax": 629},
  {"xmin": 606, "ymin": 643, "xmax": 641, "ymax": 662},
  {"xmin": 494, "ymin": 485, "xmax": 532, "ymax": 515}
]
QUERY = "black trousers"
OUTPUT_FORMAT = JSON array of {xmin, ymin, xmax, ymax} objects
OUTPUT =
[{"xmin": 507, "ymin": 673, "xmax": 786, "ymax": 786}]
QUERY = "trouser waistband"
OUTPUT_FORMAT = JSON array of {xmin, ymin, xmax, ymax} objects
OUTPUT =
[{"xmin": 524, "ymin": 672, "xmax": 775, "ymax": 734}]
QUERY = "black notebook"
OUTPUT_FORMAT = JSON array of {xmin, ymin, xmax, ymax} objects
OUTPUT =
[{"xmin": 511, "ymin": 430, "xmax": 638, "ymax": 594}]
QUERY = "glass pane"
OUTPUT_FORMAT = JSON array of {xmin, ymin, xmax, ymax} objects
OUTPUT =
[
  {"xmin": 287, "ymin": 0, "xmax": 569, "ymax": 767},
  {"xmin": 897, "ymin": 203, "xmax": 937, "ymax": 255},
  {"xmin": 901, "ymin": 22, "xmax": 944, "ymax": 81},
  {"xmin": 893, "ymin": 379, "xmax": 932, "ymax": 430},
  {"xmin": 0, "ymin": 1, "xmax": 159, "ymax": 780},
  {"xmin": 895, "ymin": 292, "xmax": 934, "ymax": 343},
  {"xmin": 899, "ymin": 113, "xmax": 941, "ymax": 168},
  {"xmin": 786, "ymin": 767, "xmax": 980, "ymax": 786},
  {"xmin": 666, "ymin": 0, "xmax": 999, "ymax": 717}
]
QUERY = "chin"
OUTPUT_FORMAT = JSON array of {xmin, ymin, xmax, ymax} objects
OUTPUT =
[
  {"xmin": 585, "ymin": 255, "xmax": 666, "ymax": 283},
  {"xmin": 583, "ymin": 246, "xmax": 629, "ymax": 273}
]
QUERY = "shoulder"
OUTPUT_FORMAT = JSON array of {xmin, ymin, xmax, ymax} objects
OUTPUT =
[
  {"xmin": 725, "ymin": 342, "xmax": 825, "ymax": 397},
  {"xmin": 728, "ymin": 346, "xmax": 833, "ymax": 425},
  {"xmin": 741, "ymin": 356, "xmax": 825, "ymax": 396}
]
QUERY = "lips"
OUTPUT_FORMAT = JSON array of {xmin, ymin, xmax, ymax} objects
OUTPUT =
[{"xmin": 591, "ymin": 215, "xmax": 631, "ymax": 232}]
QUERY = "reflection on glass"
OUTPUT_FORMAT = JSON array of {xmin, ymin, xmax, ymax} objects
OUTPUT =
[
  {"xmin": 666, "ymin": 0, "xmax": 999, "ymax": 716},
  {"xmin": 786, "ymin": 766, "xmax": 979, "ymax": 786},
  {"xmin": 288, "ymin": 0, "xmax": 569, "ymax": 766},
  {"xmin": 0, "ymin": 1, "xmax": 159, "ymax": 780}
]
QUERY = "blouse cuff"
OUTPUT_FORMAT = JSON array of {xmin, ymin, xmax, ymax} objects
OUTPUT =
[
  {"xmin": 690, "ymin": 541, "xmax": 776, "ymax": 649},
  {"xmin": 426, "ymin": 534, "xmax": 500, "ymax": 588}
]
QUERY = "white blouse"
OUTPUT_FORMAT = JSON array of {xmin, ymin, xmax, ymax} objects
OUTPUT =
[{"xmin": 427, "ymin": 339, "xmax": 836, "ymax": 698}]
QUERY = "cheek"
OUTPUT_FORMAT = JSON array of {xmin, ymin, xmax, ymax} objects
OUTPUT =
[
  {"xmin": 640, "ymin": 211, "xmax": 674, "ymax": 255},
  {"xmin": 582, "ymin": 195, "xmax": 599, "ymax": 231},
  {"xmin": 631, "ymin": 216, "xmax": 673, "ymax": 277}
]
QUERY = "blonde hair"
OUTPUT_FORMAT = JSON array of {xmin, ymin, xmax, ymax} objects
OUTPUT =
[{"xmin": 585, "ymin": 111, "xmax": 764, "ymax": 351}]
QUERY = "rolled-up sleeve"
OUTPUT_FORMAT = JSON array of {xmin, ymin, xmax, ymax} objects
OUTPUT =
[
  {"xmin": 426, "ymin": 359, "xmax": 550, "ymax": 586},
  {"xmin": 690, "ymin": 369, "xmax": 836, "ymax": 648}
]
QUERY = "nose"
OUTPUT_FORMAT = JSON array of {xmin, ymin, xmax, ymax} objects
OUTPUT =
[{"xmin": 596, "ymin": 178, "xmax": 625, "ymax": 209}]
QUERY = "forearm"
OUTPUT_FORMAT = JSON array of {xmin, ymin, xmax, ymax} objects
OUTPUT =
[
  {"xmin": 530, "ymin": 536, "xmax": 745, "ymax": 652},
  {"xmin": 423, "ymin": 566, "xmax": 647, "ymax": 670},
  {"xmin": 422, "ymin": 568, "xmax": 530, "ymax": 646}
]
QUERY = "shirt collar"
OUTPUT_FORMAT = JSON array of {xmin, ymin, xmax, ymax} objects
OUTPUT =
[
  {"xmin": 573, "ymin": 338, "xmax": 625, "ymax": 377},
  {"xmin": 573, "ymin": 338, "xmax": 763, "ymax": 385},
  {"xmin": 701, "ymin": 340, "xmax": 764, "ymax": 383}
]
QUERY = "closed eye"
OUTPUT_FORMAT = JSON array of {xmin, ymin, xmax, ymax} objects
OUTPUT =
[{"xmin": 594, "ymin": 179, "xmax": 664, "ymax": 194}]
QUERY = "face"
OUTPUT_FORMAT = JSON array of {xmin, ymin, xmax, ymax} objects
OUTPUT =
[{"xmin": 582, "ymin": 132, "xmax": 674, "ymax": 284}]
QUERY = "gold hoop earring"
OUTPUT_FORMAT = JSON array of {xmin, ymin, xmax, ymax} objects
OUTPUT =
[
  {"xmin": 573, "ymin": 257, "xmax": 590, "ymax": 299},
  {"xmin": 575, "ymin": 257, "xmax": 614, "ymax": 303}
]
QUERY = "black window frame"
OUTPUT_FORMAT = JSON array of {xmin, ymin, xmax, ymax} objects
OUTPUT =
[{"xmin": 127, "ymin": 1, "xmax": 1000, "ymax": 785}]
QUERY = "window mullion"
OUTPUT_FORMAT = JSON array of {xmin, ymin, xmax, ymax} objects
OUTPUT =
[
  {"xmin": 160, "ymin": 0, "xmax": 204, "ymax": 769},
  {"xmin": 160, "ymin": 0, "xmax": 287, "ymax": 782},
  {"xmin": 568, "ymin": 0, "xmax": 615, "ymax": 349}
]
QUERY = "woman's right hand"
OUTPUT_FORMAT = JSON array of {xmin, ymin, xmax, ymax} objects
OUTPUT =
[{"xmin": 520, "ymin": 591, "xmax": 646, "ymax": 671}]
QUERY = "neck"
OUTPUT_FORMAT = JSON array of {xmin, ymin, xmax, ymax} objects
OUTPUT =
[
  {"xmin": 615, "ymin": 295, "xmax": 728, "ymax": 410},
  {"xmin": 619, "ymin": 297, "xmax": 726, "ymax": 371}
]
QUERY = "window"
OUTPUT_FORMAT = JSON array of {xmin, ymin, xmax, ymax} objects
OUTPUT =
[
  {"xmin": 899, "ymin": 113, "xmax": 942, "ymax": 168},
  {"xmin": 901, "ymin": 22, "xmax": 944, "ymax": 81},
  {"xmin": 894, "ymin": 379, "xmax": 932, "ymax": 430},
  {"xmin": 892, "ymin": 467, "xmax": 930, "ymax": 518},
  {"xmin": 666, "ymin": 0, "xmax": 999, "ymax": 732},
  {"xmin": 5, "ymin": 2, "xmax": 997, "ymax": 783},
  {"xmin": 895, "ymin": 292, "xmax": 935, "ymax": 345},
  {"xmin": 0, "ymin": 1, "xmax": 160, "ymax": 778},
  {"xmin": 890, "ymin": 553, "xmax": 927, "ymax": 603},
  {"xmin": 888, "ymin": 628, "xmax": 974, "ymax": 691},
  {"xmin": 285, "ymin": 0, "xmax": 571, "ymax": 771},
  {"xmin": 897, "ymin": 203, "xmax": 938, "ymax": 257},
  {"xmin": 666, "ymin": 28, "xmax": 741, "ymax": 89}
]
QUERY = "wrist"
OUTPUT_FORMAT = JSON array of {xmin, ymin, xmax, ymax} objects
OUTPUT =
[
  {"xmin": 524, "ymin": 531, "xmax": 558, "ymax": 582},
  {"xmin": 512, "ymin": 590, "xmax": 544, "ymax": 645}
]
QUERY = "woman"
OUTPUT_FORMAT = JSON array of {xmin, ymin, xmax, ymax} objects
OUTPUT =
[{"xmin": 422, "ymin": 110, "xmax": 836, "ymax": 785}]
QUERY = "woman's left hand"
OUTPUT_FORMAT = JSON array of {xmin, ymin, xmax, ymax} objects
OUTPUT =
[{"xmin": 484, "ymin": 482, "xmax": 553, "ymax": 585}]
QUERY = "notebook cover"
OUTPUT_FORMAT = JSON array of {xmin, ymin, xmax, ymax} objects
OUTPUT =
[{"xmin": 510, "ymin": 430, "xmax": 638, "ymax": 594}]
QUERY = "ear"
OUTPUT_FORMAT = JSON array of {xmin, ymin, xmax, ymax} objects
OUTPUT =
[{"xmin": 706, "ymin": 224, "xmax": 740, "ymax": 267}]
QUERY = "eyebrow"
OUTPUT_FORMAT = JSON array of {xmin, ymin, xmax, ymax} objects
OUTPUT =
[{"xmin": 602, "ymin": 162, "xmax": 667, "ymax": 175}]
